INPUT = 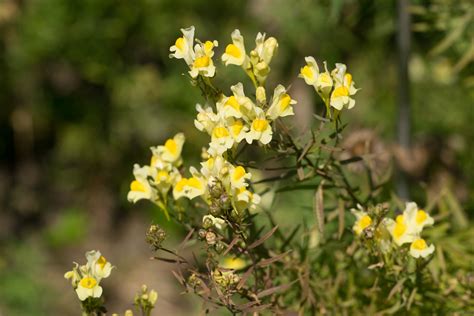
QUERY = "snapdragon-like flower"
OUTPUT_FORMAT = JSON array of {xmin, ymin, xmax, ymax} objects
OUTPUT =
[
  {"xmin": 222, "ymin": 29, "xmax": 247, "ymax": 66},
  {"xmin": 409, "ymin": 238, "xmax": 435, "ymax": 258},
  {"xmin": 330, "ymin": 63, "xmax": 358, "ymax": 110},
  {"xmin": 128, "ymin": 164, "xmax": 154, "ymax": 203},
  {"xmin": 173, "ymin": 174, "xmax": 206, "ymax": 200},
  {"xmin": 266, "ymin": 85, "xmax": 297, "ymax": 120},
  {"xmin": 189, "ymin": 40, "xmax": 218, "ymax": 78},
  {"xmin": 65, "ymin": 250, "xmax": 113, "ymax": 302},
  {"xmin": 169, "ymin": 26, "xmax": 195, "ymax": 65},
  {"xmin": 151, "ymin": 133, "xmax": 185, "ymax": 166},
  {"xmin": 351, "ymin": 208, "xmax": 373, "ymax": 236},
  {"xmin": 86, "ymin": 250, "xmax": 113, "ymax": 280},
  {"xmin": 246, "ymin": 108, "xmax": 272, "ymax": 145}
]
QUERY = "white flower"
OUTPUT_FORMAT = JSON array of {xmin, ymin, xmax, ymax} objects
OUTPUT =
[
  {"xmin": 64, "ymin": 263, "xmax": 81, "ymax": 286},
  {"xmin": 299, "ymin": 56, "xmax": 319, "ymax": 86},
  {"xmin": 235, "ymin": 188, "xmax": 261, "ymax": 212},
  {"xmin": 127, "ymin": 164, "xmax": 154, "ymax": 203},
  {"xmin": 194, "ymin": 104, "xmax": 218, "ymax": 134},
  {"xmin": 266, "ymin": 85, "xmax": 297, "ymax": 120},
  {"xmin": 254, "ymin": 32, "xmax": 278, "ymax": 66},
  {"xmin": 245, "ymin": 108, "xmax": 272, "ymax": 145},
  {"xmin": 330, "ymin": 63, "xmax": 357, "ymax": 110},
  {"xmin": 227, "ymin": 118, "xmax": 248, "ymax": 143},
  {"xmin": 151, "ymin": 133, "xmax": 185, "ymax": 165},
  {"xmin": 230, "ymin": 165, "xmax": 251, "ymax": 189},
  {"xmin": 203, "ymin": 214, "xmax": 226, "ymax": 230},
  {"xmin": 209, "ymin": 125, "xmax": 234, "ymax": 155},
  {"xmin": 173, "ymin": 171, "xmax": 206, "ymax": 200},
  {"xmin": 189, "ymin": 40, "xmax": 218, "ymax": 78},
  {"xmin": 410, "ymin": 238, "xmax": 435, "ymax": 258},
  {"xmin": 351, "ymin": 208, "xmax": 373, "ymax": 236},
  {"xmin": 403, "ymin": 202, "xmax": 434, "ymax": 234},
  {"xmin": 75, "ymin": 276, "xmax": 103, "ymax": 301},
  {"xmin": 86, "ymin": 250, "xmax": 113, "ymax": 280},
  {"xmin": 222, "ymin": 29, "xmax": 247, "ymax": 66},
  {"xmin": 169, "ymin": 26, "xmax": 195, "ymax": 65}
]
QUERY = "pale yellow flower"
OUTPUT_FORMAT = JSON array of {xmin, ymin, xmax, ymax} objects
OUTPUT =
[
  {"xmin": 86, "ymin": 250, "xmax": 113, "ymax": 280},
  {"xmin": 189, "ymin": 40, "xmax": 218, "ymax": 78},
  {"xmin": 330, "ymin": 63, "xmax": 357, "ymax": 110},
  {"xmin": 194, "ymin": 103, "xmax": 218, "ymax": 134},
  {"xmin": 209, "ymin": 125, "xmax": 234, "ymax": 155},
  {"xmin": 75, "ymin": 276, "xmax": 103, "ymax": 301},
  {"xmin": 245, "ymin": 108, "xmax": 272, "ymax": 145},
  {"xmin": 169, "ymin": 26, "xmax": 195, "ymax": 65},
  {"xmin": 222, "ymin": 29, "xmax": 247, "ymax": 66},
  {"xmin": 127, "ymin": 164, "xmax": 154, "ymax": 203},
  {"xmin": 151, "ymin": 133, "xmax": 185, "ymax": 166},
  {"xmin": 173, "ymin": 172, "xmax": 206, "ymax": 200},
  {"xmin": 409, "ymin": 238, "xmax": 435, "ymax": 258},
  {"xmin": 230, "ymin": 165, "xmax": 251, "ymax": 189},
  {"xmin": 351, "ymin": 208, "xmax": 373, "ymax": 236},
  {"xmin": 266, "ymin": 85, "xmax": 297, "ymax": 120},
  {"xmin": 220, "ymin": 256, "xmax": 246, "ymax": 270}
]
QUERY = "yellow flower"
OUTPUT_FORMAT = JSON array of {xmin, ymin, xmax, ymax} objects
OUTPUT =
[
  {"xmin": 299, "ymin": 56, "xmax": 319, "ymax": 86},
  {"xmin": 64, "ymin": 263, "xmax": 80, "ymax": 286},
  {"xmin": 189, "ymin": 40, "xmax": 218, "ymax": 78},
  {"xmin": 222, "ymin": 29, "xmax": 247, "ymax": 66},
  {"xmin": 330, "ymin": 63, "xmax": 358, "ymax": 110},
  {"xmin": 235, "ymin": 187, "xmax": 261, "ymax": 213},
  {"xmin": 209, "ymin": 125, "xmax": 234, "ymax": 155},
  {"xmin": 220, "ymin": 256, "xmax": 246, "ymax": 270},
  {"xmin": 254, "ymin": 32, "xmax": 278, "ymax": 66},
  {"xmin": 403, "ymin": 202, "xmax": 434, "ymax": 234},
  {"xmin": 75, "ymin": 276, "xmax": 103, "ymax": 301},
  {"xmin": 86, "ymin": 250, "xmax": 113, "ymax": 280},
  {"xmin": 351, "ymin": 208, "xmax": 372, "ymax": 235},
  {"xmin": 169, "ymin": 26, "xmax": 195, "ymax": 65},
  {"xmin": 172, "ymin": 173, "xmax": 206, "ymax": 200},
  {"xmin": 194, "ymin": 103, "xmax": 218, "ymax": 134},
  {"xmin": 151, "ymin": 133, "xmax": 185, "ymax": 165},
  {"xmin": 266, "ymin": 85, "xmax": 297, "ymax": 120},
  {"xmin": 127, "ymin": 164, "xmax": 154, "ymax": 203},
  {"xmin": 409, "ymin": 238, "xmax": 435, "ymax": 258},
  {"xmin": 230, "ymin": 165, "xmax": 251, "ymax": 189},
  {"xmin": 245, "ymin": 108, "xmax": 272, "ymax": 145}
]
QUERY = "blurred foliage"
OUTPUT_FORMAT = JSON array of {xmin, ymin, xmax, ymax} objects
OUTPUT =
[{"xmin": 0, "ymin": 0, "xmax": 472, "ymax": 314}]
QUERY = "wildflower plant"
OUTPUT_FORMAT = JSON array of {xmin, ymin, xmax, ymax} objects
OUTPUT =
[{"xmin": 66, "ymin": 26, "xmax": 474, "ymax": 315}]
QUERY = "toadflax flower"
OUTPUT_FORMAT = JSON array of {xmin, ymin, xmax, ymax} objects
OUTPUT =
[
  {"xmin": 245, "ymin": 108, "xmax": 272, "ymax": 145},
  {"xmin": 266, "ymin": 85, "xmax": 297, "ymax": 120},
  {"xmin": 409, "ymin": 238, "xmax": 435, "ymax": 258},
  {"xmin": 189, "ymin": 40, "xmax": 218, "ymax": 78},
  {"xmin": 65, "ymin": 250, "xmax": 113, "ymax": 302},
  {"xmin": 330, "ymin": 63, "xmax": 358, "ymax": 110},
  {"xmin": 222, "ymin": 29, "xmax": 247, "ymax": 67},
  {"xmin": 128, "ymin": 164, "xmax": 154, "ymax": 203},
  {"xmin": 351, "ymin": 207, "xmax": 373, "ymax": 236},
  {"xmin": 86, "ymin": 250, "xmax": 113, "ymax": 280},
  {"xmin": 76, "ymin": 275, "xmax": 103, "ymax": 301},
  {"xmin": 151, "ymin": 133, "xmax": 185, "ymax": 166},
  {"xmin": 169, "ymin": 26, "xmax": 195, "ymax": 66}
]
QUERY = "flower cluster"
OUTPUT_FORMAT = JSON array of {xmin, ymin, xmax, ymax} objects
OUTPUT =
[
  {"xmin": 169, "ymin": 26, "xmax": 218, "ymax": 79},
  {"xmin": 222, "ymin": 29, "xmax": 278, "ymax": 86},
  {"xmin": 195, "ymin": 81, "xmax": 296, "ymax": 154},
  {"xmin": 352, "ymin": 202, "xmax": 435, "ymax": 259},
  {"xmin": 300, "ymin": 57, "xmax": 358, "ymax": 115},
  {"xmin": 64, "ymin": 250, "xmax": 113, "ymax": 301},
  {"xmin": 127, "ymin": 133, "xmax": 184, "ymax": 218}
]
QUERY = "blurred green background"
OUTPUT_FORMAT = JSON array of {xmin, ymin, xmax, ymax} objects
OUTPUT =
[{"xmin": 0, "ymin": 0, "xmax": 472, "ymax": 314}]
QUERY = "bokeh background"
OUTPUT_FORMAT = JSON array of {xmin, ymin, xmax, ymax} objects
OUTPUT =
[{"xmin": 0, "ymin": 0, "xmax": 472, "ymax": 315}]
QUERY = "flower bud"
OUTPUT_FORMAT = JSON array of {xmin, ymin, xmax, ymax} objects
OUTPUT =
[
  {"xmin": 205, "ymin": 231, "xmax": 217, "ymax": 245},
  {"xmin": 256, "ymin": 86, "xmax": 266, "ymax": 104}
]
